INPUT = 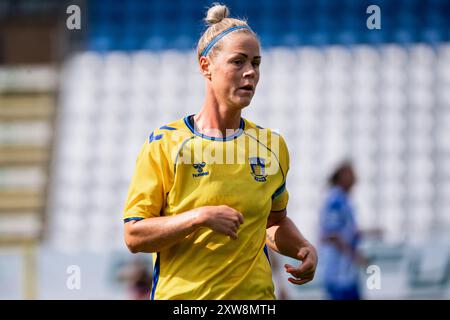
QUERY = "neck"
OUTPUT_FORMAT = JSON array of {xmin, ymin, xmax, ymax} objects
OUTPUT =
[{"xmin": 194, "ymin": 89, "xmax": 242, "ymax": 138}]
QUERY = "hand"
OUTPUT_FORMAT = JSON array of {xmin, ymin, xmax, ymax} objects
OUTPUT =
[
  {"xmin": 198, "ymin": 205, "xmax": 244, "ymax": 240},
  {"xmin": 284, "ymin": 245, "xmax": 318, "ymax": 285}
]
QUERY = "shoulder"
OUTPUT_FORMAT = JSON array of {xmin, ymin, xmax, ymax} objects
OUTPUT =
[
  {"xmin": 149, "ymin": 117, "xmax": 192, "ymax": 143},
  {"xmin": 142, "ymin": 116, "xmax": 193, "ymax": 160},
  {"xmin": 147, "ymin": 117, "xmax": 194, "ymax": 149}
]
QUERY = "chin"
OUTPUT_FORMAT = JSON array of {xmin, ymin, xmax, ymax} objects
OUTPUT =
[
  {"xmin": 234, "ymin": 97, "xmax": 253, "ymax": 109},
  {"xmin": 240, "ymin": 101, "xmax": 251, "ymax": 108}
]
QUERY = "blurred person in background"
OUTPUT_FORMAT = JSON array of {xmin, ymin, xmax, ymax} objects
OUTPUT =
[
  {"xmin": 117, "ymin": 258, "xmax": 152, "ymax": 300},
  {"xmin": 319, "ymin": 161, "xmax": 372, "ymax": 300}
]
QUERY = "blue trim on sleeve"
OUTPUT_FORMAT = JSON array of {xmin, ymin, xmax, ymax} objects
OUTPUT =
[
  {"xmin": 149, "ymin": 132, "xmax": 164, "ymax": 143},
  {"xmin": 263, "ymin": 244, "xmax": 271, "ymax": 266},
  {"xmin": 151, "ymin": 253, "xmax": 160, "ymax": 300},
  {"xmin": 159, "ymin": 125, "xmax": 176, "ymax": 131},
  {"xmin": 271, "ymin": 182, "xmax": 286, "ymax": 200},
  {"xmin": 124, "ymin": 217, "xmax": 144, "ymax": 223}
]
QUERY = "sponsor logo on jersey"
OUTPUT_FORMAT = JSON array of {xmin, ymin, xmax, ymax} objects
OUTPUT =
[
  {"xmin": 192, "ymin": 162, "xmax": 209, "ymax": 178},
  {"xmin": 249, "ymin": 157, "xmax": 268, "ymax": 182}
]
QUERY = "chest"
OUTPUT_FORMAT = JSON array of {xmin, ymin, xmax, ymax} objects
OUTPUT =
[{"xmin": 167, "ymin": 139, "xmax": 283, "ymax": 218}]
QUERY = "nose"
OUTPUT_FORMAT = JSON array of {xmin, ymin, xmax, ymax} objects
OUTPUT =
[{"xmin": 243, "ymin": 64, "xmax": 256, "ymax": 78}]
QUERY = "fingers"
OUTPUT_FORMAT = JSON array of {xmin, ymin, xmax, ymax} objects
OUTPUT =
[
  {"xmin": 237, "ymin": 212, "xmax": 244, "ymax": 225},
  {"xmin": 224, "ymin": 207, "xmax": 244, "ymax": 234},
  {"xmin": 215, "ymin": 220, "xmax": 240, "ymax": 240},
  {"xmin": 209, "ymin": 206, "xmax": 244, "ymax": 240},
  {"xmin": 228, "ymin": 231, "xmax": 238, "ymax": 240},
  {"xmin": 285, "ymin": 264, "xmax": 314, "ymax": 286},
  {"xmin": 288, "ymin": 277, "xmax": 313, "ymax": 285},
  {"xmin": 284, "ymin": 263, "xmax": 294, "ymax": 270},
  {"xmin": 223, "ymin": 206, "xmax": 244, "ymax": 223},
  {"xmin": 217, "ymin": 217, "xmax": 240, "ymax": 240},
  {"xmin": 285, "ymin": 261, "xmax": 316, "ymax": 280},
  {"xmin": 295, "ymin": 259, "xmax": 315, "ymax": 276},
  {"xmin": 297, "ymin": 247, "xmax": 310, "ymax": 260},
  {"xmin": 228, "ymin": 207, "xmax": 244, "ymax": 226},
  {"xmin": 285, "ymin": 264, "xmax": 300, "ymax": 277},
  {"xmin": 294, "ymin": 247, "xmax": 318, "ymax": 275},
  {"xmin": 233, "ymin": 218, "xmax": 241, "ymax": 229}
]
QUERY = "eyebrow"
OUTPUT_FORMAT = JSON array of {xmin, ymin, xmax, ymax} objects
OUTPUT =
[{"xmin": 233, "ymin": 52, "xmax": 261, "ymax": 59}]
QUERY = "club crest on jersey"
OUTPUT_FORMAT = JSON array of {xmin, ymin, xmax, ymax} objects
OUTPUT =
[
  {"xmin": 249, "ymin": 157, "xmax": 268, "ymax": 182},
  {"xmin": 192, "ymin": 162, "xmax": 209, "ymax": 178}
]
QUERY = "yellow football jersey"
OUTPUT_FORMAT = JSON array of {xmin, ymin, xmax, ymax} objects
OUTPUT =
[{"xmin": 123, "ymin": 114, "xmax": 290, "ymax": 300}]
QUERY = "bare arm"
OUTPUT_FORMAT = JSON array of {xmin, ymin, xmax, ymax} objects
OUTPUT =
[
  {"xmin": 266, "ymin": 209, "xmax": 318, "ymax": 285},
  {"xmin": 124, "ymin": 205, "xmax": 244, "ymax": 253},
  {"xmin": 124, "ymin": 208, "xmax": 203, "ymax": 253},
  {"xmin": 266, "ymin": 210, "xmax": 315, "ymax": 259}
]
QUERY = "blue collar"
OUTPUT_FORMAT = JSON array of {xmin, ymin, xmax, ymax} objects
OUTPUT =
[{"xmin": 184, "ymin": 114, "xmax": 245, "ymax": 141}]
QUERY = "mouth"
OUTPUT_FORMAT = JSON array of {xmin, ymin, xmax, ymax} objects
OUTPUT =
[{"xmin": 238, "ymin": 84, "xmax": 254, "ymax": 93}]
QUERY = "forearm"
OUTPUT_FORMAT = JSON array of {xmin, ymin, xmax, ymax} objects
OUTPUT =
[
  {"xmin": 266, "ymin": 216, "xmax": 313, "ymax": 260},
  {"xmin": 125, "ymin": 209, "xmax": 203, "ymax": 253}
]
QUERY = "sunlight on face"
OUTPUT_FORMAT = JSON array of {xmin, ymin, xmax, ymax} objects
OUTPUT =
[{"xmin": 210, "ymin": 32, "xmax": 261, "ymax": 110}]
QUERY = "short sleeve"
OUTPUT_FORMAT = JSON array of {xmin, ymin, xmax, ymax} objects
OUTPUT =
[
  {"xmin": 271, "ymin": 133, "xmax": 290, "ymax": 212},
  {"xmin": 123, "ymin": 137, "xmax": 169, "ymax": 222}
]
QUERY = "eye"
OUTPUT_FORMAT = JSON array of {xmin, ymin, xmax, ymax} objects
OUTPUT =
[
  {"xmin": 232, "ymin": 60, "xmax": 244, "ymax": 66},
  {"xmin": 252, "ymin": 61, "xmax": 261, "ymax": 67}
]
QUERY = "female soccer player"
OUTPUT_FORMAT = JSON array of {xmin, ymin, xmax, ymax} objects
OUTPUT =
[
  {"xmin": 123, "ymin": 3, "xmax": 317, "ymax": 300},
  {"xmin": 319, "ymin": 161, "xmax": 379, "ymax": 300}
]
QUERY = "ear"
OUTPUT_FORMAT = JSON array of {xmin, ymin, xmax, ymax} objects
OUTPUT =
[{"xmin": 199, "ymin": 56, "xmax": 212, "ymax": 80}]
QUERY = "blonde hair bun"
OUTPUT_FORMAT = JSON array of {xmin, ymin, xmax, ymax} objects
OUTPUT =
[{"xmin": 205, "ymin": 3, "xmax": 230, "ymax": 26}]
